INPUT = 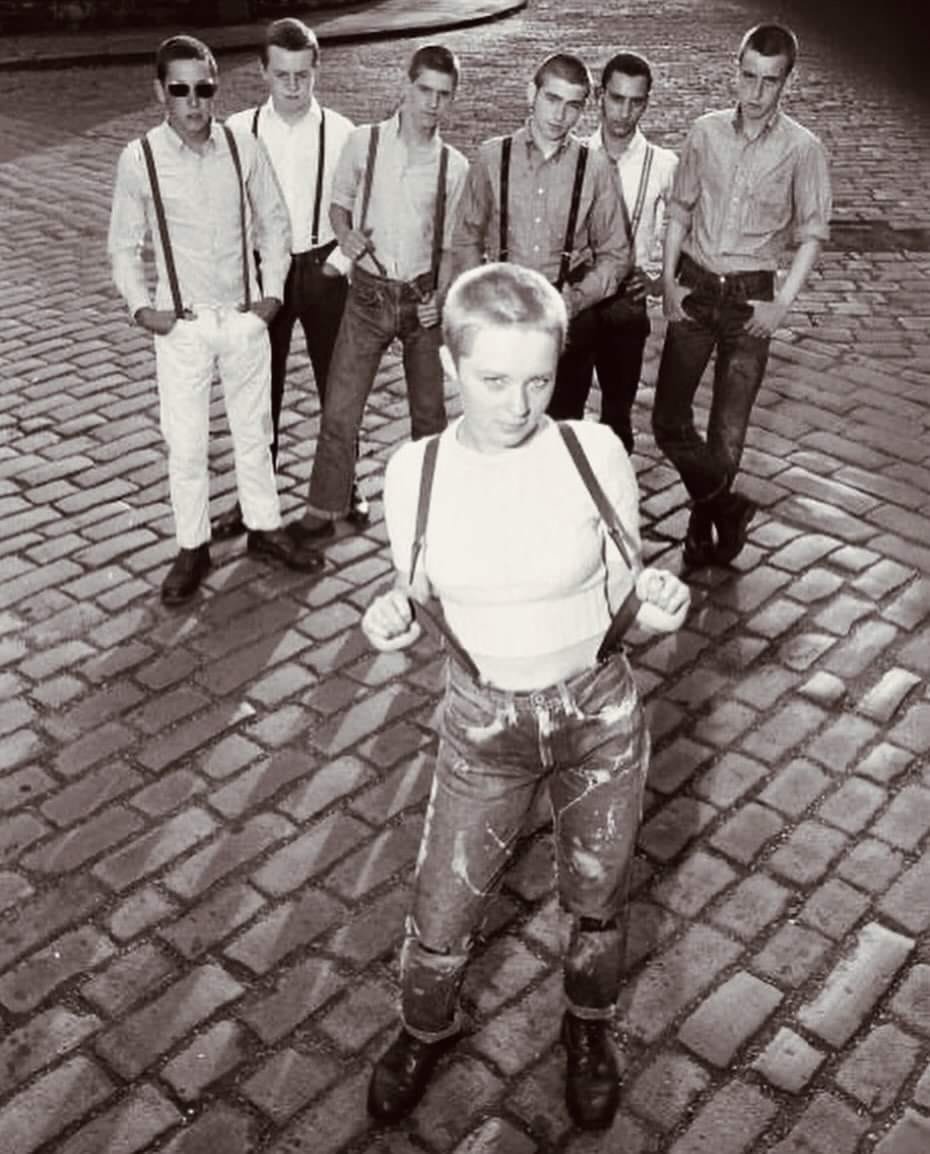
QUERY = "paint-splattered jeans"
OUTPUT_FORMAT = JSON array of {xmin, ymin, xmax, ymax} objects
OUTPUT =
[{"xmin": 401, "ymin": 653, "xmax": 650, "ymax": 1041}]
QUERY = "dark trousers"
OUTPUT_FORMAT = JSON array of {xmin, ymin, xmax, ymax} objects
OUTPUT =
[
  {"xmin": 307, "ymin": 266, "xmax": 446, "ymax": 518},
  {"xmin": 652, "ymin": 253, "xmax": 774, "ymax": 503},
  {"xmin": 547, "ymin": 291, "xmax": 649, "ymax": 454},
  {"xmin": 268, "ymin": 245, "xmax": 348, "ymax": 467}
]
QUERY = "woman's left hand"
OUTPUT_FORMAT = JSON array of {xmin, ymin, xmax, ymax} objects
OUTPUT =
[{"xmin": 635, "ymin": 568, "xmax": 691, "ymax": 633}]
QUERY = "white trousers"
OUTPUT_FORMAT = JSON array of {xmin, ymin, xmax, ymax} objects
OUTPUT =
[{"xmin": 154, "ymin": 307, "xmax": 282, "ymax": 548}]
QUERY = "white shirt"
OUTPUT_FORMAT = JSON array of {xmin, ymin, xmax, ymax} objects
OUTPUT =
[
  {"xmin": 108, "ymin": 119, "xmax": 290, "ymax": 316},
  {"xmin": 227, "ymin": 97, "xmax": 354, "ymax": 257},
  {"xmin": 589, "ymin": 127, "xmax": 677, "ymax": 273}
]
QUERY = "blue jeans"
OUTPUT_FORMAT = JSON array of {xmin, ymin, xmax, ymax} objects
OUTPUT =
[
  {"xmin": 652, "ymin": 254, "xmax": 773, "ymax": 503},
  {"xmin": 306, "ymin": 267, "xmax": 446, "ymax": 517},
  {"xmin": 401, "ymin": 653, "xmax": 650, "ymax": 1040}
]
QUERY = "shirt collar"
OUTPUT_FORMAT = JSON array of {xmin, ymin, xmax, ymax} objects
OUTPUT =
[
  {"xmin": 731, "ymin": 104, "xmax": 782, "ymax": 139},
  {"xmin": 391, "ymin": 110, "xmax": 443, "ymax": 154},
  {"xmin": 162, "ymin": 117, "xmax": 222, "ymax": 154},
  {"xmin": 589, "ymin": 125, "xmax": 646, "ymax": 162},
  {"xmin": 263, "ymin": 96, "xmax": 322, "ymax": 128},
  {"xmin": 518, "ymin": 119, "xmax": 575, "ymax": 161}
]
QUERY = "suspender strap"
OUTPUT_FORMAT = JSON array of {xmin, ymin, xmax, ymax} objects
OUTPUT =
[
  {"xmin": 408, "ymin": 436, "xmax": 483, "ymax": 682},
  {"xmin": 558, "ymin": 422, "xmax": 642, "ymax": 658},
  {"xmin": 555, "ymin": 145, "xmax": 588, "ymax": 291},
  {"xmin": 222, "ymin": 125, "xmax": 252, "ymax": 311},
  {"xmin": 311, "ymin": 110, "xmax": 327, "ymax": 247},
  {"xmin": 139, "ymin": 134, "xmax": 185, "ymax": 319},
  {"xmin": 619, "ymin": 142, "xmax": 654, "ymax": 245},
  {"xmin": 430, "ymin": 145, "xmax": 449, "ymax": 291},
  {"xmin": 359, "ymin": 124, "xmax": 379, "ymax": 233},
  {"xmin": 499, "ymin": 135, "xmax": 511, "ymax": 262},
  {"xmin": 250, "ymin": 107, "xmax": 260, "ymax": 137}
]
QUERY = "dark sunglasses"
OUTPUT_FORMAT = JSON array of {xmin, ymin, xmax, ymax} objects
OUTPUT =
[{"xmin": 166, "ymin": 80, "xmax": 217, "ymax": 99}]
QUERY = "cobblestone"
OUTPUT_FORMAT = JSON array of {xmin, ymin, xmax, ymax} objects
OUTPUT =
[{"xmin": 2, "ymin": 0, "xmax": 930, "ymax": 1150}]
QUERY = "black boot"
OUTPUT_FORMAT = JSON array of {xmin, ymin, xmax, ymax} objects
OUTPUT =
[
  {"xmin": 211, "ymin": 500, "xmax": 245, "ymax": 541},
  {"xmin": 561, "ymin": 1012, "xmax": 620, "ymax": 1131},
  {"xmin": 161, "ymin": 544, "xmax": 210, "ymax": 605},
  {"xmin": 247, "ymin": 528, "xmax": 324, "ymax": 573},
  {"xmin": 682, "ymin": 502, "xmax": 716, "ymax": 569},
  {"xmin": 367, "ymin": 1028, "xmax": 457, "ymax": 1122},
  {"xmin": 711, "ymin": 491, "xmax": 757, "ymax": 565}
]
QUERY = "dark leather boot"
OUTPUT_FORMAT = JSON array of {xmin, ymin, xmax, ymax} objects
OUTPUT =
[
  {"xmin": 682, "ymin": 502, "xmax": 716, "ymax": 569},
  {"xmin": 561, "ymin": 1012, "xmax": 620, "ymax": 1131},
  {"xmin": 161, "ymin": 544, "xmax": 211, "ymax": 605},
  {"xmin": 367, "ymin": 1028, "xmax": 457, "ymax": 1122},
  {"xmin": 711, "ymin": 491, "xmax": 757, "ymax": 565},
  {"xmin": 345, "ymin": 481, "xmax": 371, "ymax": 527},
  {"xmin": 247, "ymin": 528, "xmax": 324, "ymax": 572},
  {"xmin": 211, "ymin": 500, "xmax": 245, "ymax": 540}
]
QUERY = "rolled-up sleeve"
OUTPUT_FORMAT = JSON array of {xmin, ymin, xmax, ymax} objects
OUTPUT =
[
  {"xmin": 793, "ymin": 135, "xmax": 832, "ymax": 244},
  {"xmin": 329, "ymin": 126, "xmax": 365, "ymax": 216},
  {"xmin": 667, "ymin": 124, "xmax": 703, "ymax": 230},
  {"xmin": 247, "ymin": 136, "xmax": 291, "ymax": 301},
  {"xmin": 443, "ymin": 153, "xmax": 470, "ymax": 251},
  {"xmin": 107, "ymin": 142, "xmax": 151, "ymax": 318},
  {"xmin": 451, "ymin": 148, "xmax": 494, "ymax": 273},
  {"xmin": 574, "ymin": 151, "xmax": 630, "ymax": 311}
]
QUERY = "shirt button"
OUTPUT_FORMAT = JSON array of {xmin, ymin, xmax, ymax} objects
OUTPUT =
[
  {"xmin": 534, "ymin": 216, "xmax": 541, "ymax": 223},
  {"xmin": 538, "ymin": 187, "xmax": 544, "ymax": 195}
]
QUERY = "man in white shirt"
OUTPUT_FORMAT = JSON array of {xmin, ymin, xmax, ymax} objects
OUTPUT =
[
  {"xmin": 108, "ymin": 35, "xmax": 323, "ymax": 605},
  {"xmin": 214, "ymin": 18, "xmax": 367, "ymax": 540},
  {"xmin": 582, "ymin": 51, "xmax": 678, "ymax": 454},
  {"xmin": 287, "ymin": 43, "xmax": 468, "ymax": 543}
]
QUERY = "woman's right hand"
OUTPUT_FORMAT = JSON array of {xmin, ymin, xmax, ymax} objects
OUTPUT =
[
  {"xmin": 635, "ymin": 567, "xmax": 691, "ymax": 633},
  {"xmin": 362, "ymin": 589, "xmax": 422, "ymax": 652}
]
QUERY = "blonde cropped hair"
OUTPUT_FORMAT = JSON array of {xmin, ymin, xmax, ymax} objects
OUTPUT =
[{"xmin": 442, "ymin": 264, "xmax": 568, "ymax": 363}]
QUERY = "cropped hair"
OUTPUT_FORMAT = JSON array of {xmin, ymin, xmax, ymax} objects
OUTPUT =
[
  {"xmin": 533, "ymin": 52, "xmax": 592, "ymax": 97},
  {"xmin": 442, "ymin": 264, "xmax": 568, "ymax": 363},
  {"xmin": 262, "ymin": 18, "xmax": 320, "ymax": 66},
  {"xmin": 408, "ymin": 43, "xmax": 461, "ymax": 90},
  {"xmin": 156, "ymin": 35, "xmax": 217, "ymax": 83},
  {"xmin": 600, "ymin": 50, "xmax": 653, "ymax": 94},
  {"xmin": 739, "ymin": 23, "xmax": 799, "ymax": 76}
]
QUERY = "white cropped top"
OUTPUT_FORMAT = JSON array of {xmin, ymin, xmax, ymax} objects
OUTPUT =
[{"xmin": 383, "ymin": 418, "xmax": 640, "ymax": 662}]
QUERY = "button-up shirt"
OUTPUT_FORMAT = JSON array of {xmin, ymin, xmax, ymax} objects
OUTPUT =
[
  {"xmin": 108, "ymin": 119, "xmax": 291, "ymax": 316},
  {"xmin": 227, "ymin": 97, "xmax": 353, "ymax": 256},
  {"xmin": 588, "ymin": 127, "xmax": 677, "ymax": 275},
  {"xmin": 330, "ymin": 112, "xmax": 468, "ymax": 282},
  {"xmin": 669, "ymin": 107, "xmax": 832, "ymax": 274},
  {"xmin": 451, "ymin": 123, "xmax": 629, "ymax": 311}
]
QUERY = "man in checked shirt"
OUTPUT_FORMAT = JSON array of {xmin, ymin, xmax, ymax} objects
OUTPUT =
[
  {"xmin": 653, "ymin": 23, "xmax": 832, "ymax": 568},
  {"xmin": 451, "ymin": 51, "xmax": 630, "ymax": 426}
]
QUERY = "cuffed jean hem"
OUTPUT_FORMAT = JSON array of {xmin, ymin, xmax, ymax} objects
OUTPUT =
[{"xmin": 400, "ymin": 1015, "xmax": 465, "ymax": 1044}]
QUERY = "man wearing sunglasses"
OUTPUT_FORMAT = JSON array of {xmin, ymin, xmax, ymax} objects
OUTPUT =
[
  {"xmin": 108, "ymin": 34, "xmax": 323, "ymax": 606},
  {"xmin": 213, "ymin": 18, "xmax": 368, "ymax": 542}
]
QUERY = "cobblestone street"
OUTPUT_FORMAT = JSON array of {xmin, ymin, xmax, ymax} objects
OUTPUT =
[{"xmin": 1, "ymin": 1, "xmax": 930, "ymax": 1151}]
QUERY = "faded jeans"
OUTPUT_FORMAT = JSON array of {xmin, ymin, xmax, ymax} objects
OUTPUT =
[
  {"xmin": 652, "ymin": 254, "xmax": 774, "ymax": 503},
  {"xmin": 306, "ymin": 266, "xmax": 447, "ymax": 518},
  {"xmin": 401, "ymin": 652, "xmax": 650, "ymax": 1041}
]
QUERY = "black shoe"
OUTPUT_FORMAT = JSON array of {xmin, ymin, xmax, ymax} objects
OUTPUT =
[
  {"xmin": 345, "ymin": 482, "xmax": 371, "ymax": 527},
  {"xmin": 712, "ymin": 492, "xmax": 757, "ymax": 565},
  {"xmin": 561, "ymin": 1012, "xmax": 620, "ymax": 1131},
  {"xmin": 284, "ymin": 518, "xmax": 335, "ymax": 545},
  {"xmin": 161, "ymin": 544, "xmax": 210, "ymax": 605},
  {"xmin": 682, "ymin": 503, "xmax": 715, "ymax": 569},
  {"xmin": 212, "ymin": 501, "xmax": 245, "ymax": 541},
  {"xmin": 247, "ymin": 528, "xmax": 324, "ymax": 573},
  {"xmin": 367, "ymin": 1028, "xmax": 457, "ymax": 1122}
]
